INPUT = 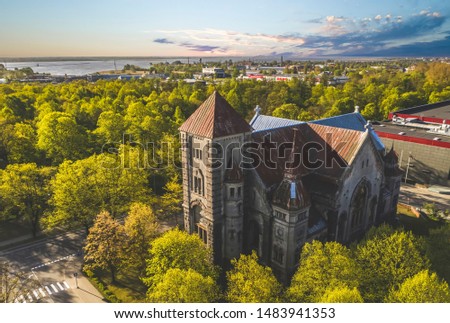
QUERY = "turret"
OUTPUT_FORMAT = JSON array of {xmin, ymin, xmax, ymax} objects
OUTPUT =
[{"xmin": 270, "ymin": 128, "xmax": 311, "ymax": 280}]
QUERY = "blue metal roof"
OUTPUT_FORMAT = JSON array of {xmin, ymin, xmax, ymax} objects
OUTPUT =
[
  {"xmin": 250, "ymin": 114, "xmax": 303, "ymax": 132},
  {"xmin": 311, "ymin": 113, "xmax": 385, "ymax": 151},
  {"xmin": 311, "ymin": 112, "xmax": 367, "ymax": 130}
]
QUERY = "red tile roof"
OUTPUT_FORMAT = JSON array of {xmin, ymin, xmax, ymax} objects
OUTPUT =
[
  {"xmin": 251, "ymin": 123, "xmax": 367, "ymax": 186},
  {"xmin": 179, "ymin": 91, "xmax": 252, "ymax": 138}
]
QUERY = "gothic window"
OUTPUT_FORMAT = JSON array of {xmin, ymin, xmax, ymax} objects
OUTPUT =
[
  {"xmin": 350, "ymin": 182, "xmax": 368, "ymax": 232},
  {"xmin": 230, "ymin": 187, "xmax": 235, "ymax": 198},
  {"xmin": 193, "ymin": 172, "xmax": 204, "ymax": 196},
  {"xmin": 237, "ymin": 186, "xmax": 242, "ymax": 198}
]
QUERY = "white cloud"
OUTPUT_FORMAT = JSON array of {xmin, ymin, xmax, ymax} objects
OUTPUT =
[
  {"xmin": 375, "ymin": 15, "xmax": 382, "ymax": 21},
  {"xmin": 326, "ymin": 16, "xmax": 344, "ymax": 23}
]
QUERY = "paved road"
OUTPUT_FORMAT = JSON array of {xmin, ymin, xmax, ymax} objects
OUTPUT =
[
  {"xmin": 0, "ymin": 229, "xmax": 105, "ymax": 303},
  {"xmin": 399, "ymin": 183, "xmax": 450, "ymax": 220}
]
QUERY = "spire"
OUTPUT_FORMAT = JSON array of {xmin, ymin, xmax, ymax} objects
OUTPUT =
[{"xmin": 285, "ymin": 127, "xmax": 300, "ymax": 180}]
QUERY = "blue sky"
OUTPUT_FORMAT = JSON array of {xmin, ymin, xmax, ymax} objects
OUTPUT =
[{"xmin": 0, "ymin": 0, "xmax": 449, "ymax": 57}]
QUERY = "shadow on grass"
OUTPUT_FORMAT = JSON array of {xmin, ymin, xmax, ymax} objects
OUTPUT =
[{"xmin": 93, "ymin": 268, "xmax": 147, "ymax": 303}]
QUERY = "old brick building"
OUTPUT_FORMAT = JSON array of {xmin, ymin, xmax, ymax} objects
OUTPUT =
[{"xmin": 179, "ymin": 91, "xmax": 401, "ymax": 281}]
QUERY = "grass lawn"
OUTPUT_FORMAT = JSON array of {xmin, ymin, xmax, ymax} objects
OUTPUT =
[
  {"xmin": 397, "ymin": 204, "xmax": 442, "ymax": 235},
  {"xmin": 94, "ymin": 268, "xmax": 147, "ymax": 302}
]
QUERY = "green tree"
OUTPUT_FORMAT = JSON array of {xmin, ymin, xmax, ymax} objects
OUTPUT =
[
  {"xmin": 93, "ymin": 111, "xmax": 127, "ymax": 143},
  {"xmin": 425, "ymin": 62, "xmax": 450, "ymax": 90},
  {"xmin": 143, "ymin": 229, "xmax": 218, "ymax": 289},
  {"xmin": 361, "ymin": 103, "xmax": 379, "ymax": 121},
  {"xmin": 272, "ymin": 103, "xmax": 301, "ymax": 120},
  {"xmin": 385, "ymin": 270, "xmax": 450, "ymax": 303},
  {"xmin": 356, "ymin": 227, "xmax": 429, "ymax": 302},
  {"xmin": 36, "ymin": 111, "xmax": 87, "ymax": 163},
  {"xmin": 425, "ymin": 224, "xmax": 450, "ymax": 283},
  {"xmin": 0, "ymin": 163, "xmax": 52, "ymax": 237},
  {"xmin": 287, "ymin": 241, "xmax": 360, "ymax": 303},
  {"xmin": 319, "ymin": 287, "xmax": 364, "ymax": 303},
  {"xmin": 147, "ymin": 268, "xmax": 220, "ymax": 303},
  {"xmin": 226, "ymin": 251, "xmax": 282, "ymax": 303},
  {"xmin": 83, "ymin": 211, "xmax": 127, "ymax": 282},
  {"xmin": 2, "ymin": 123, "xmax": 39, "ymax": 164},
  {"xmin": 124, "ymin": 203, "xmax": 159, "ymax": 273},
  {"xmin": 48, "ymin": 153, "xmax": 149, "ymax": 231},
  {"xmin": 0, "ymin": 261, "xmax": 40, "ymax": 303},
  {"xmin": 155, "ymin": 174, "xmax": 183, "ymax": 225}
]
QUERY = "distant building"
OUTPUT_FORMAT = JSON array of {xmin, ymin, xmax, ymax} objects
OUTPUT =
[
  {"xmin": 202, "ymin": 67, "xmax": 226, "ymax": 78},
  {"xmin": 328, "ymin": 76, "xmax": 350, "ymax": 85},
  {"xmin": 179, "ymin": 92, "xmax": 401, "ymax": 282},
  {"xmin": 373, "ymin": 100, "xmax": 450, "ymax": 186}
]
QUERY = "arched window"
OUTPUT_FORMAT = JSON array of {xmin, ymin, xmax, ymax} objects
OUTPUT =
[{"xmin": 350, "ymin": 181, "xmax": 368, "ymax": 233}]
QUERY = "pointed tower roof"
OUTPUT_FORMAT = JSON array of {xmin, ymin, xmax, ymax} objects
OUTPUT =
[
  {"xmin": 179, "ymin": 91, "xmax": 252, "ymax": 139},
  {"xmin": 272, "ymin": 128, "xmax": 310, "ymax": 211},
  {"xmin": 384, "ymin": 144, "xmax": 403, "ymax": 177}
]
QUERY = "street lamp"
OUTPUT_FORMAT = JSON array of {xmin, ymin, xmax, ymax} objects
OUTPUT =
[{"xmin": 73, "ymin": 272, "xmax": 79, "ymax": 289}]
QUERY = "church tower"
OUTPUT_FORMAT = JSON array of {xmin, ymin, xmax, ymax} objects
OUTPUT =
[
  {"xmin": 270, "ymin": 128, "xmax": 311, "ymax": 281},
  {"xmin": 179, "ymin": 91, "xmax": 252, "ymax": 263}
]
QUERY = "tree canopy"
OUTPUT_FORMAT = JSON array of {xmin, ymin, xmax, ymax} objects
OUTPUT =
[
  {"xmin": 226, "ymin": 251, "xmax": 283, "ymax": 303},
  {"xmin": 143, "ymin": 229, "xmax": 218, "ymax": 291},
  {"xmin": 287, "ymin": 241, "xmax": 360, "ymax": 303},
  {"xmin": 385, "ymin": 270, "xmax": 450, "ymax": 303},
  {"xmin": 356, "ymin": 226, "xmax": 430, "ymax": 302},
  {"xmin": 0, "ymin": 163, "xmax": 53, "ymax": 236},
  {"xmin": 124, "ymin": 202, "xmax": 159, "ymax": 273},
  {"xmin": 83, "ymin": 211, "xmax": 127, "ymax": 282},
  {"xmin": 147, "ymin": 268, "xmax": 220, "ymax": 303}
]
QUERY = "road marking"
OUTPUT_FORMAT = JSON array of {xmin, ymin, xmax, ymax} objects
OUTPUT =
[
  {"xmin": 50, "ymin": 284, "xmax": 58, "ymax": 293},
  {"xmin": 15, "ymin": 281, "xmax": 72, "ymax": 303},
  {"xmin": 31, "ymin": 253, "xmax": 76, "ymax": 270},
  {"xmin": 39, "ymin": 288, "xmax": 46, "ymax": 298}
]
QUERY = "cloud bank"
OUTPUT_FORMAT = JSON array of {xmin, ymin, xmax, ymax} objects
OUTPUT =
[{"xmin": 151, "ymin": 10, "xmax": 450, "ymax": 57}]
